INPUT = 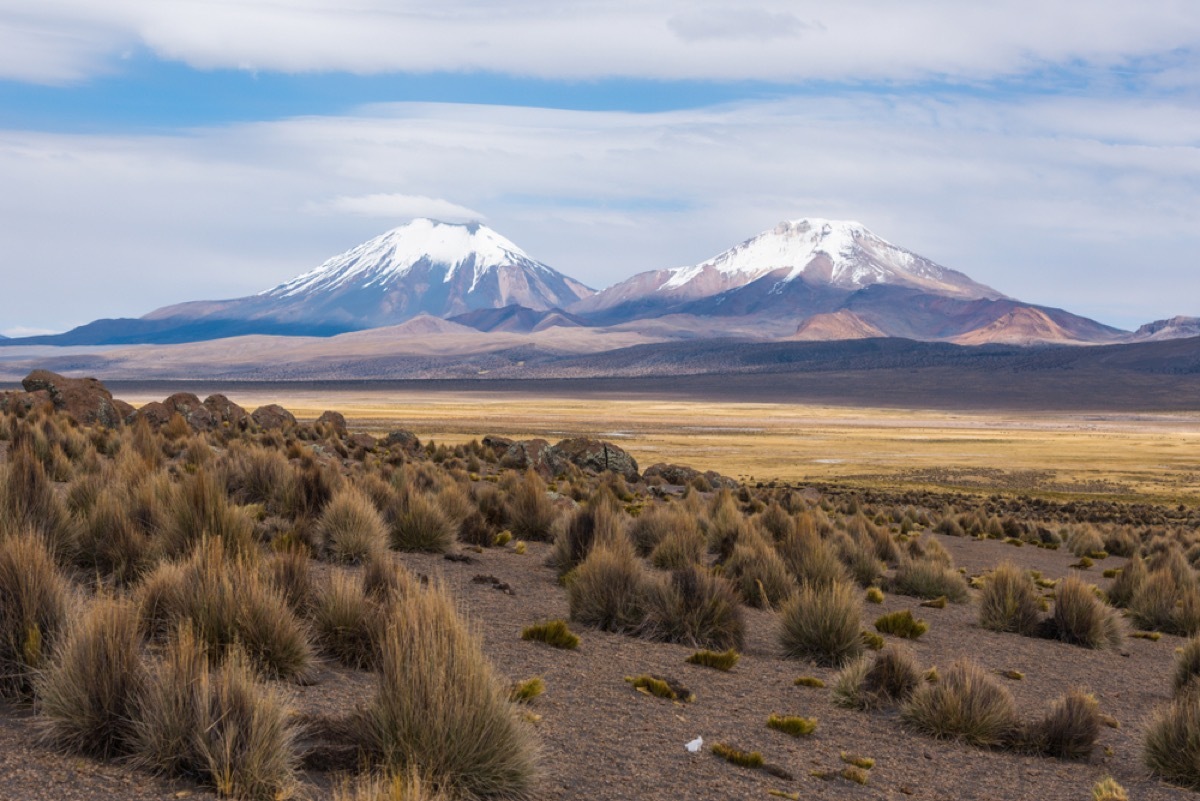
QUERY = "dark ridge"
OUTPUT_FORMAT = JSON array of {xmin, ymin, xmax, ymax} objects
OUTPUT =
[{"xmin": 0, "ymin": 317, "xmax": 358, "ymax": 346}]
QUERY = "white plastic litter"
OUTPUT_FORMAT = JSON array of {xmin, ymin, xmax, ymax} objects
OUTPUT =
[{"xmin": 685, "ymin": 736, "xmax": 703, "ymax": 753}]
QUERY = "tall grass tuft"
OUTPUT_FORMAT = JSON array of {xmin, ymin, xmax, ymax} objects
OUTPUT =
[
  {"xmin": 1053, "ymin": 576, "xmax": 1123, "ymax": 649},
  {"xmin": 833, "ymin": 645, "xmax": 922, "ymax": 710},
  {"xmin": 778, "ymin": 580, "xmax": 863, "ymax": 667},
  {"xmin": 902, "ymin": 660, "xmax": 1018, "ymax": 747},
  {"xmin": 892, "ymin": 557, "xmax": 969, "ymax": 603},
  {"xmin": 0, "ymin": 531, "xmax": 69, "ymax": 699},
  {"xmin": 319, "ymin": 486, "xmax": 389, "ymax": 564},
  {"xmin": 1144, "ymin": 690, "xmax": 1200, "ymax": 789},
  {"xmin": 567, "ymin": 541, "xmax": 649, "ymax": 634},
  {"xmin": 357, "ymin": 582, "xmax": 540, "ymax": 799},
  {"xmin": 506, "ymin": 471, "xmax": 557, "ymax": 542},
  {"xmin": 641, "ymin": 565, "xmax": 745, "ymax": 651},
  {"xmin": 1024, "ymin": 689, "xmax": 1101, "ymax": 759},
  {"xmin": 387, "ymin": 491, "xmax": 456, "ymax": 553},
  {"xmin": 978, "ymin": 562, "xmax": 1042, "ymax": 635}
]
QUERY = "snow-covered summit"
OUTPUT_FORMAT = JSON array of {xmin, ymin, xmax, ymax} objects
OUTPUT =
[
  {"xmin": 265, "ymin": 218, "xmax": 555, "ymax": 299},
  {"xmin": 661, "ymin": 218, "xmax": 996, "ymax": 297}
]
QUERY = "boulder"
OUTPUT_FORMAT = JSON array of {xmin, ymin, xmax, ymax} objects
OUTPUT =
[
  {"xmin": 162, "ymin": 392, "xmax": 215, "ymax": 431},
  {"xmin": 21, "ymin": 370, "xmax": 123, "ymax": 427},
  {"xmin": 131, "ymin": 401, "xmax": 171, "ymax": 428},
  {"xmin": 553, "ymin": 437, "xmax": 639, "ymax": 481},
  {"xmin": 112, "ymin": 398, "xmax": 135, "ymax": 422},
  {"xmin": 203, "ymin": 394, "xmax": 248, "ymax": 428},
  {"xmin": 316, "ymin": 410, "xmax": 348, "ymax": 433},
  {"xmin": 644, "ymin": 462, "xmax": 737, "ymax": 490},
  {"xmin": 348, "ymin": 432, "xmax": 377, "ymax": 450},
  {"xmin": 251, "ymin": 404, "xmax": 296, "ymax": 430},
  {"xmin": 383, "ymin": 430, "xmax": 422, "ymax": 453},
  {"xmin": 481, "ymin": 435, "xmax": 515, "ymax": 458},
  {"xmin": 501, "ymin": 439, "xmax": 565, "ymax": 477},
  {"xmin": 0, "ymin": 389, "xmax": 54, "ymax": 416}
]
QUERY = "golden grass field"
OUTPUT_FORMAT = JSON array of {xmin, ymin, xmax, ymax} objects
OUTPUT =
[{"xmin": 119, "ymin": 388, "xmax": 1200, "ymax": 504}]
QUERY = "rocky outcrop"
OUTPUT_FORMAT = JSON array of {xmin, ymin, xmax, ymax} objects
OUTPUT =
[
  {"xmin": 316, "ymin": 410, "xmax": 347, "ymax": 433},
  {"xmin": 131, "ymin": 401, "xmax": 171, "ymax": 428},
  {"xmin": 251, "ymin": 404, "xmax": 296, "ymax": 430},
  {"xmin": 553, "ymin": 437, "xmax": 639, "ymax": 481},
  {"xmin": 347, "ymin": 432, "xmax": 377, "ymax": 450},
  {"xmin": 20, "ymin": 370, "xmax": 124, "ymax": 427},
  {"xmin": 643, "ymin": 463, "xmax": 737, "ymax": 490},
  {"xmin": 203, "ymin": 394, "xmax": 248, "ymax": 428},
  {"xmin": 384, "ymin": 430, "xmax": 422, "ymax": 453},
  {"xmin": 501, "ymin": 439, "xmax": 565, "ymax": 477},
  {"xmin": 481, "ymin": 435, "xmax": 515, "ymax": 458},
  {"xmin": 163, "ymin": 392, "xmax": 215, "ymax": 431},
  {"xmin": 0, "ymin": 389, "xmax": 53, "ymax": 416}
]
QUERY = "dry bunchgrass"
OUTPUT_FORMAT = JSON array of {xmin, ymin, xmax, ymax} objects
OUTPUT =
[
  {"xmin": 630, "ymin": 503, "xmax": 689, "ymax": 556},
  {"xmin": 312, "ymin": 572, "xmax": 383, "ymax": 669},
  {"xmin": 1023, "ymin": 689, "xmax": 1101, "ymax": 759},
  {"xmin": 1174, "ymin": 637, "xmax": 1200, "ymax": 696},
  {"xmin": 0, "ymin": 442, "xmax": 75, "ymax": 558},
  {"xmin": 506, "ymin": 471, "xmax": 557, "ymax": 542},
  {"xmin": 387, "ymin": 491, "xmax": 456, "ymax": 553},
  {"xmin": 1129, "ymin": 569, "xmax": 1200, "ymax": 637},
  {"xmin": 978, "ymin": 562, "xmax": 1043, "ymax": 636},
  {"xmin": 649, "ymin": 524, "xmax": 706, "ymax": 570},
  {"xmin": 1144, "ymin": 689, "xmax": 1200, "ymax": 789},
  {"xmin": 641, "ymin": 566, "xmax": 745, "ymax": 651},
  {"xmin": 266, "ymin": 550, "xmax": 317, "ymax": 616},
  {"xmin": 902, "ymin": 659, "xmax": 1018, "ymax": 748},
  {"xmin": 162, "ymin": 469, "xmax": 255, "ymax": 558},
  {"xmin": 776, "ymin": 529, "xmax": 848, "ymax": 588},
  {"xmin": 547, "ymin": 499, "xmax": 625, "ymax": 579},
  {"xmin": 1106, "ymin": 555, "xmax": 1146, "ymax": 608},
  {"xmin": 333, "ymin": 770, "xmax": 452, "ymax": 801},
  {"xmin": 76, "ymin": 488, "xmax": 156, "ymax": 585},
  {"xmin": 567, "ymin": 541, "xmax": 649, "ymax": 634},
  {"xmin": 1053, "ymin": 576, "xmax": 1123, "ymax": 649},
  {"xmin": 0, "ymin": 530, "xmax": 69, "ymax": 700},
  {"xmin": 778, "ymin": 580, "xmax": 863, "ymax": 667},
  {"xmin": 356, "ymin": 581, "xmax": 540, "ymax": 799},
  {"xmin": 36, "ymin": 597, "xmax": 146, "ymax": 758},
  {"xmin": 833, "ymin": 645, "xmax": 921, "ymax": 710},
  {"xmin": 319, "ymin": 486, "xmax": 389, "ymax": 564},
  {"xmin": 891, "ymin": 557, "xmax": 969, "ymax": 603},
  {"xmin": 723, "ymin": 535, "xmax": 797, "ymax": 609}
]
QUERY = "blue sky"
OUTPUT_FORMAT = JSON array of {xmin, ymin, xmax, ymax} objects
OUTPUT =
[{"xmin": 1, "ymin": 1, "xmax": 1198, "ymax": 335}]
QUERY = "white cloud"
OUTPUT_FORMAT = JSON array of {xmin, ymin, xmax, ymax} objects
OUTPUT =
[
  {"xmin": 1, "ymin": 1, "xmax": 1199, "ymax": 84},
  {"xmin": 312, "ymin": 193, "xmax": 483, "ymax": 222},
  {"xmin": 0, "ymin": 93, "xmax": 1198, "ymax": 333}
]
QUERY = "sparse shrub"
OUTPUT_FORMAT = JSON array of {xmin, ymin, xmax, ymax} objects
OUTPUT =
[
  {"xmin": 979, "ymin": 562, "xmax": 1043, "ymax": 635},
  {"xmin": 711, "ymin": 742, "xmax": 763, "ymax": 769},
  {"xmin": 841, "ymin": 752, "xmax": 874, "ymax": 769},
  {"xmin": 778, "ymin": 580, "xmax": 863, "ymax": 667},
  {"xmin": 874, "ymin": 610, "xmax": 928, "ymax": 639},
  {"xmin": 641, "ymin": 565, "xmax": 744, "ymax": 650},
  {"xmin": 356, "ymin": 582, "xmax": 540, "ymax": 799},
  {"xmin": 567, "ymin": 542, "xmax": 649, "ymax": 634},
  {"xmin": 1024, "ymin": 689, "xmax": 1100, "ymax": 759},
  {"xmin": 0, "ymin": 531, "xmax": 69, "ymax": 699},
  {"xmin": 1174, "ymin": 637, "xmax": 1200, "ymax": 696},
  {"xmin": 902, "ymin": 660, "xmax": 1018, "ymax": 747},
  {"xmin": 387, "ymin": 491, "xmax": 455, "ymax": 553},
  {"xmin": 1144, "ymin": 691, "xmax": 1200, "ymax": 789},
  {"xmin": 507, "ymin": 471, "xmax": 557, "ymax": 542},
  {"xmin": 892, "ymin": 558, "xmax": 969, "ymax": 603},
  {"xmin": 861, "ymin": 629, "xmax": 884, "ymax": 651},
  {"xmin": 767, "ymin": 714, "xmax": 817, "ymax": 737},
  {"xmin": 313, "ymin": 572, "xmax": 382, "ymax": 669},
  {"xmin": 508, "ymin": 677, "xmax": 545, "ymax": 704},
  {"xmin": 319, "ymin": 486, "xmax": 389, "ymax": 563},
  {"xmin": 834, "ymin": 645, "xmax": 921, "ymax": 710},
  {"xmin": 521, "ymin": 620, "xmax": 579, "ymax": 650},
  {"xmin": 723, "ymin": 537, "xmax": 797, "ymax": 609},
  {"xmin": 1053, "ymin": 576, "xmax": 1123, "ymax": 649},
  {"xmin": 36, "ymin": 597, "xmax": 146, "ymax": 758},
  {"xmin": 685, "ymin": 649, "xmax": 739, "ymax": 671}
]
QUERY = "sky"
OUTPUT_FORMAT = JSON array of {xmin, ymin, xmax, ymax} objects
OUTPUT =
[{"xmin": 1, "ymin": 2, "xmax": 1198, "ymax": 335}]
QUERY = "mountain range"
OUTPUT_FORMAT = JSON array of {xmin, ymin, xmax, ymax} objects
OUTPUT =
[{"xmin": 2, "ymin": 218, "xmax": 1193, "ymax": 354}]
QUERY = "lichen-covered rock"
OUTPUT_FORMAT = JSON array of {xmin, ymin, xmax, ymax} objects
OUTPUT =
[
  {"xmin": 0, "ymin": 389, "xmax": 54, "ymax": 416},
  {"xmin": 643, "ymin": 463, "xmax": 737, "ymax": 489},
  {"xmin": 162, "ymin": 392, "xmax": 215, "ymax": 431},
  {"xmin": 316, "ymin": 410, "xmax": 347, "ymax": 433},
  {"xmin": 21, "ymin": 370, "xmax": 123, "ymax": 427},
  {"xmin": 251, "ymin": 404, "xmax": 296, "ymax": 430},
  {"xmin": 384, "ymin": 430, "xmax": 422, "ymax": 452},
  {"xmin": 501, "ymin": 439, "xmax": 565, "ymax": 477},
  {"xmin": 348, "ymin": 432, "xmax": 376, "ymax": 450},
  {"xmin": 553, "ymin": 437, "xmax": 639, "ymax": 481},
  {"xmin": 203, "ymin": 394, "xmax": 248, "ymax": 428},
  {"xmin": 131, "ymin": 401, "xmax": 171, "ymax": 428},
  {"xmin": 481, "ymin": 435, "xmax": 515, "ymax": 458}
]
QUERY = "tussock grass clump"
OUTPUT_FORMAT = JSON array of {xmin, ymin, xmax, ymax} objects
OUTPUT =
[
  {"xmin": 162, "ymin": 469, "xmax": 255, "ymax": 558},
  {"xmin": 833, "ymin": 646, "xmax": 921, "ymax": 710},
  {"xmin": 509, "ymin": 677, "xmax": 545, "ymax": 704},
  {"xmin": 387, "ymin": 491, "xmax": 456, "ymax": 553},
  {"xmin": 978, "ymin": 562, "xmax": 1042, "ymax": 635},
  {"xmin": 711, "ymin": 742, "xmax": 763, "ymax": 769},
  {"xmin": 334, "ymin": 770, "xmax": 451, "ymax": 801},
  {"xmin": 0, "ymin": 531, "xmax": 69, "ymax": 699},
  {"xmin": 0, "ymin": 442, "xmax": 75, "ymax": 558},
  {"xmin": 362, "ymin": 554, "xmax": 415, "ymax": 604},
  {"xmin": 626, "ymin": 674, "xmax": 693, "ymax": 702},
  {"xmin": 547, "ymin": 500, "xmax": 625, "ymax": 578},
  {"xmin": 777, "ymin": 529, "xmax": 848, "ymax": 588},
  {"xmin": 901, "ymin": 660, "xmax": 1018, "ymax": 747},
  {"xmin": 567, "ymin": 542, "xmax": 648, "ymax": 634},
  {"xmin": 841, "ymin": 766, "xmax": 869, "ymax": 785},
  {"xmin": 891, "ymin": 558, "xmax": 969, "ymax": 603},
  {"xmin": 319, "ymin": 486, "xmax": 389, "ymax": 564},
  {"xmin": 630, "ymin": 503, "xmax": 689, "ymax": 556},
  {"xmin": 313, "ymin": 572, "xmax": 383, "ymax": 669},
  {"xmin": 356, "ymin": 582, "xmax": 540, "ymax": 800},
  {"xmin": 865, "ymin": 587, "xmax": 884, "ymax": 604},
  {"xmin": 1106, "ymin": 556, "xmax": 1146, "ymax": 608},
  {"xmin": 723, "ymin": 537, "xmax": 797, "ymax": 609},
  {"xmin": 507, "ymin": 471, "xmax": 557, "ymax": 542},
  {"xmin": 139, "ymin": 539, "xmax": 314, "ymax": 679},
  {"xmin": 76, "ymin": 488, "xmax": 155, "ymax": 585},
  {"xmin": 1129, "ymin": 569, "xmax": 1200, "ymax": 637},
  {"xmin": 874, "ymin": 610, "xmax": 928, "ymax": 639},
  {"xmin": 649, "ymin": 525, "xmax": 706, "ymax": 570},
  {"xmin": 266, "ymin": 550, "xmax": 317, "ymax": 616},
  {"xmin": 766, "ymin": 714, "xmax": 817, "ymax": 737},
  {"xmin": 1023, "ymin": 689, "xmax": 1101, "ymax": 759},
  {"xmin": 133, "ymin": 626, "xmax": 206, "ymax": 777},
  {"xmin": 779, "ymin": 580, "xmax": 863, "ymax": 667},
  {"xmin": 685, "ymin": 648, "xmax": 740, "ymax": 671},
  {"xmin": 36, "ymin": 598, "xmax": 146, "ymax": 758},
  {"xmin": 841, "ymin": 752, "xmax": 874, "ymax": 769},
  {"xmin": 641, "ymin": 565, "xmax": 745, "ymax": 651},
  {"xmin": 521, "ymin": 620, "xmax": 579, "ymax": 650},
  {"xmin": 1092, "ymin": 777, "xmax": 1128, "ymax": 801},
  {"xmin": 1144, "ymin": 691, "xmax": 1200, "ymax": 789},
  {"xmin": 1174, "ymin": 637, "xmax": 1200, "ymax": 696},
  {"xmin": 1053, "ymin": 576, "xmax": 1123, "ymax": 650}
]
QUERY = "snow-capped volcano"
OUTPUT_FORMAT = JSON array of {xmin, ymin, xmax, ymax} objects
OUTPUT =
[
  {"xmin": 145, "ymin": 219, "xmax": 592, "ymax": 330},
  {"xmin": 575, "ymin": 218, "xmax": 1002, "ymax": 313}
]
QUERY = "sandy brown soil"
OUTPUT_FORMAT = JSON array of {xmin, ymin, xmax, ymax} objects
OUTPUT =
[{"xmin": 1, "ymin": 532, "xmax": 1193, "ymax": 801}]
